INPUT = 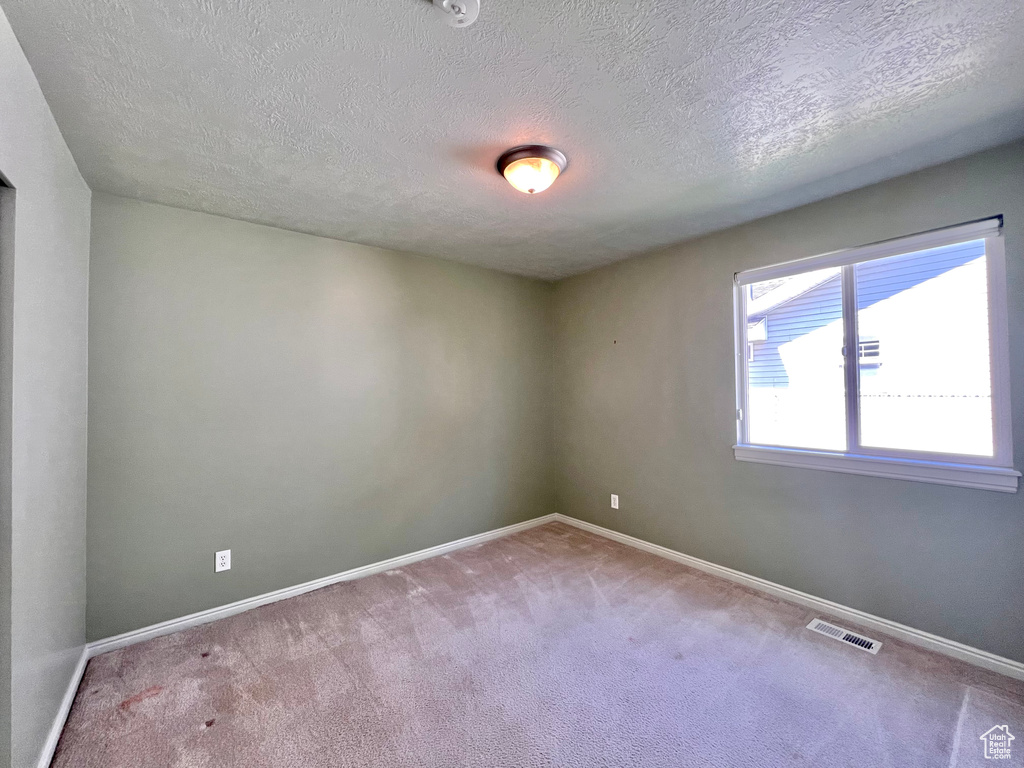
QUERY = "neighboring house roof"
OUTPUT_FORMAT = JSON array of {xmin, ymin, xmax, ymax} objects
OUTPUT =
[{"xmin": 747, "ymin": 268, "xmax": 839, "ymax": 318}]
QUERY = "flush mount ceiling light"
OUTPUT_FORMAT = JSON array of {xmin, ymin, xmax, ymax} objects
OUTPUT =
[{"xmin": 496, "ymin": 145, "xmax": 567, "ymax": 195}]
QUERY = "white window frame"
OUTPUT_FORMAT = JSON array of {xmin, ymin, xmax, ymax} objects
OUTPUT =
[{"xmin": 733, "ymin": 217, "xmax": 1019, "ymax": 493}]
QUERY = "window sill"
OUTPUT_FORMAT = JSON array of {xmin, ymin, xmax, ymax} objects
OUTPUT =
[{"xmin": 733, "ymin": 445, "xmax": 1020, "ymax": 493}]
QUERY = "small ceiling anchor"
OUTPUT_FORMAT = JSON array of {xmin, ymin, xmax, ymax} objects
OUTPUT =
[{"xmin": 431, "ymin": 0, "xmax": 479, "ymax": 27}]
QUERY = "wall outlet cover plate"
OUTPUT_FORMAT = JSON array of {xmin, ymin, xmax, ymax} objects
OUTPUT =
[{"xmin": 215, "ymin": 549, "xmax": 231, "ymax": 572}]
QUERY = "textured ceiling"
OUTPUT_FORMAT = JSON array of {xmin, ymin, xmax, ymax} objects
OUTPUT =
[{"xmin": 4, "ymin": 0, "xmax": 1024, "ymax": 279}]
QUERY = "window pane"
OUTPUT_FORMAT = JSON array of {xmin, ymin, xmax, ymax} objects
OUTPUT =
[
  {"xmin": 856, "ymin": 240, "xmax": 993, "ymax": 456},
  {"xmin": 746, "ymin": 267, "xmax": 846, "ymax": 450}
]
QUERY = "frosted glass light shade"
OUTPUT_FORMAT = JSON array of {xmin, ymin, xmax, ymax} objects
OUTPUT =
[{"xmin": 503, "ymin": 157, "xmax": 561, "ymax": 194}]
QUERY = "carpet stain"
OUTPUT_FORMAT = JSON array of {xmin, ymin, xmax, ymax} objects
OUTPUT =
[
  {"xmin": 247, "ymin": 679, "xmax": 275, "ymax": 704},
  {"xmin": 118, "ymin": 686, "xmax": 163, "ymax": 713},
  {"xmin": 205, "ymin": 719, "xmax": 215, "ymax": 728}
]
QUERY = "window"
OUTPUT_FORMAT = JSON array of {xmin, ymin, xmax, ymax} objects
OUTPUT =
[
  {"xmin": 857, "ymin": 339, "xmax": 880, "ymax": 367},
  {"xmin": 733, "ymin": 218, "xmax": 1018, "ymax": 492}
]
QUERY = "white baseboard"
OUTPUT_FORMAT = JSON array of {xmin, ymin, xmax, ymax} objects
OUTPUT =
[
  {"xmin": 87, "ymin": 514, "xmax": 557, "ymax": 659},
  {"xmin": 36, "ymin": 646, "xmax": 88, "ymax": 768},
  {"xmin": 44, "ymin": 517, "xmax": 558, "ymax": 765},
  {"xmin": 54, "ymin": 508, "xmax": 1020, "ymax": 766},
  {"xmin": 552, "ymin": 513, "xmax": 1024, "ymax": 682}
]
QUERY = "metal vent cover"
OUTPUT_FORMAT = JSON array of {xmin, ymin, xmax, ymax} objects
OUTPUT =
[{"xmin": 807, "ymin": 618, "xmax": 881, "ymax": 654}]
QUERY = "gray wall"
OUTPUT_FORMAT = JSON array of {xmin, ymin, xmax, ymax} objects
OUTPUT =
[
  {"xmin": 553, "ymin": 141, "xmax": 1024, "ymax": 663},
  {"xmin": 88, "ymin": 194, "xmax": 555, "ymax": 641},
  {"xmin": 0, "ymin": 6, "xmax": 91, "ymax": 767}
]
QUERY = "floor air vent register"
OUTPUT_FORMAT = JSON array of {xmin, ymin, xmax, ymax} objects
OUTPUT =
[{"xmin": 807, "ymin": 618, "xmax": 882, "ymax": 654}]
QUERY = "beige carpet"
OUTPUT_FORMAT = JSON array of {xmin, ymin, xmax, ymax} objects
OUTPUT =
[{"xmin": 54, "ymin": 522, "xmax": 1024, "ymax": 767}]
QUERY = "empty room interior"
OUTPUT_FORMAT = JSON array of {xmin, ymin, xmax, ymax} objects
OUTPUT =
[{"xmin": 2, "ymin": 0, "xmax": 1024, "ymax": 765}]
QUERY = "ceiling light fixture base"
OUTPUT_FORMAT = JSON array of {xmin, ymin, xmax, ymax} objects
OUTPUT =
[{"xmin": 496, "ymin": 145, "xmax": 567, "ymax": 175}]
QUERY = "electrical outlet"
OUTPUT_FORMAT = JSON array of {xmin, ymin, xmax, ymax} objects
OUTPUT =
[
  {"xmin": 215, "ymin": 549, "xmax": 231, "ymax": 573},
  {"xmin": 610, "ymin": 494, "xmax": 619, "ymax": 510}
]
